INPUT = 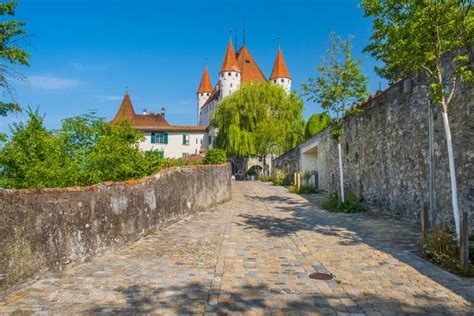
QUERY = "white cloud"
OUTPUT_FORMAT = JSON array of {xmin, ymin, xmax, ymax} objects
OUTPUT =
[
  {"xmin": 96, "ymin": 95, "xmax": 123, "ymax": 101},
  {"xmin": 29, "ymin": 75, "xmax": 81, "ymax": 90}
]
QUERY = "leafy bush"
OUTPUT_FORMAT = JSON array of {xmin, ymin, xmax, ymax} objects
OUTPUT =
[
  {"xmin": 258, "ymin": 175, "xmax": 273, "ymax": 182},
  {"xmin": 321, "ymin": 191, "xmax": 367, "ymax": 213},
  {"xmin": 305, "ymin": 113, "xmax": 330, "ymax": 140},
  {"xmin": 288, "ymin": 185, "xmax": 319, "ymax": 194},
  {"xmin": 247, "ymin": 165, "xmax": 262, "ymax": 176},
  {"xmin": 423, "ymin": 229, "xmax": 474, "ymax": 277},
  {"xmin": 271, "ymin": 168, "xmax": 290, "ymax": 186},
  {"xmin": 202, "ymin": 148, "xmax": 227, "ymax": 165},
  {"xmin": 0, "ymin": 110, "xmax": 196, "ymax": 189}
]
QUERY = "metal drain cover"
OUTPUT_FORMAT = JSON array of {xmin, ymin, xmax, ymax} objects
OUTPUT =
[{"xmin": 309, "ymin": 272, "xmax": 333, "ymax": 280}]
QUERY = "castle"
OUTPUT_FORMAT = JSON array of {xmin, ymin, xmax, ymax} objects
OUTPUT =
[
  {"xmin": 196, "ymin": 40, "xmax": 291, "ymax": 127},
  {"xmin": 110, "ymin": 40, "xmax": 291, "ymax": 161}
]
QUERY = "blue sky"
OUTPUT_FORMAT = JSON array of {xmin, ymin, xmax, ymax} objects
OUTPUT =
[{"xmin": 2, "ymin": 0, "xmax": 386, "ymax": 133}]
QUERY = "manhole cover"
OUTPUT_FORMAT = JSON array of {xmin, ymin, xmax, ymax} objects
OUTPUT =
[{"xmin": 309, "ymin": 272, "xmax": 333, "ymax": 280}]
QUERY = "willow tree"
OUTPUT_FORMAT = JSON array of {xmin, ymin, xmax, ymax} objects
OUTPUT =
[
  {"xmin": 211, "ymin": 81, "xmax": 304, "ymax": 158},
  {"xmin": 302, "ymin": 33, "xmax": 368, "ymax": 202},
  {"xmin": 361, "ymin": 0, "xmax": 473, "ymax": 239}
]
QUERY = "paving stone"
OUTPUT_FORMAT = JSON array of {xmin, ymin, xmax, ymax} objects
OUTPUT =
[{"xmin": 0, "ymin": 181, "xmax": 472, "ymax": 314}]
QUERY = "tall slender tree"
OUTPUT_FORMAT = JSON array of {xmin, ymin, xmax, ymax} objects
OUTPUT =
[
  {"xmin": 302, "ymin": 33, "xmax": 368, "ymax": 202},
  {"xmin": 361, "ymin": 0, "xmax": 473, "ymax": 239}
]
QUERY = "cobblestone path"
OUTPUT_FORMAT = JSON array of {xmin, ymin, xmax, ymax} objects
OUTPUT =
[{"xmin": 1, "ymin": 181, "xmax": 473, "ymax": 315}]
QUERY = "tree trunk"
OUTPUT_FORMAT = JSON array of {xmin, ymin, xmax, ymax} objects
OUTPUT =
[
  {"xmin": 338, "ymin": 141, "xmax": 345, "ymax": 203},
  {"xmin": 441, "ymin": 111, "xmax": 460, "ymax": 240}
]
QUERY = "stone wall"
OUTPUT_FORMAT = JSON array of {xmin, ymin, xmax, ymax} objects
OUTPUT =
[
  {"xmin": 0, "ymin": 164, "xmax": 231, "ymax": 298},
  {"xmin": 273, "ymin": 76, "xmax": 473, "ymax": 231}
]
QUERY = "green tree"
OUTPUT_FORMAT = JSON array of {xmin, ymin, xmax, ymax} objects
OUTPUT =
[
  {"xmin": 305, "ymin": 113, "xmax": 331, "ymax": 140},
  {"xmin": 203, "ymin": 148, "xmax": 227, "ymax": 164},
  {"xmin": 0, "ymin": 109, "xmax": 76, "ymax": 189},
  {"xmin": 0, "ymin": 1, "xmax": 30, "ymax": 117},
  {"xmin": 211, "ymin": 81, "xmax": 305, "ymax": 158},
  {"xmin": 361, "ymin": 0, "xmax": 473, "ymax": 239},
  {"xmin": 302, "ymin": 33, "xmax": 368, "ymax": 202}
]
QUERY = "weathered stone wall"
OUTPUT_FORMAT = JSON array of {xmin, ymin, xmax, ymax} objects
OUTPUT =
[
  {"xmin": 274, "ymin": 77, "xmax": 473, "ymax": 231},
  {"xmin": 0, "ymin": 164, "xmax": 231, "ymax": 298}
]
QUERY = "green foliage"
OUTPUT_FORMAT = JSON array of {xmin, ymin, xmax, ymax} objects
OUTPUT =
[
  {"xmin": 0, "ymin": 110, "xmax": 195, "ymax": 189},
  {"xmin": 202, "ymin": 148, "xmax": 227, "ymax": 165},
  {"xmin": 302, "ymin": 33, "xmax": 368, "ymax": 141},
  {"xmin": 257, "ymin": 175, "xmax": 273, "ymax": 182},
  {"xmin": 305, "ymin": 113, "xmax": 330, "ymax": 140},
  {"xmin": 246, "ymin": 165, "xmax": 262, "ymax": 176},
  {"xmin": 361, "ymin": 0, "xmax": 474, "ymax": 110},
  {"xmin": 288, "ymin": 185, "xmax": 319, "ymax": 194},
  {"xmin": 270, "ymin": 168, "xmax": 290, "ymax": 186},
  {"xmin": 423, "ymin": 229, "xmax": 474, "ymax": 277},
  {"xmin": 0, "ymin": 1, "xmax": 30, "ymax": 117},
  {"xmin": 0, "ymin": 109, "xmax": 76, "ymax": 188},
  {"xmin": 321, "ymin": 191, "xmax": 367, "ymax": 213},
  {"xmin": 211, "ymin": 81, "xmax": 305, "ymax": 157}
]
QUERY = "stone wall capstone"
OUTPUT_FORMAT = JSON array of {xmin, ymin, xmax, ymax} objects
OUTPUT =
[
  {"xmin": 0, "ymin": 164, "xmax": 232, "ymax": 298},
  {"xmin": 273, "ymin": 76, "xmax": 473, "ymax": 232}
]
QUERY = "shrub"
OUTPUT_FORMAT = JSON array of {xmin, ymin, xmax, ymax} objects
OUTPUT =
[
  {"xmin": 321, "ymin": 191, "xmax": 367, "ymax": 213},
  {"xmin": 305, "ymin": 113, "xmax": 330, "ymax": 140},
  {"xmin": 423, "ymin": 229, "xmax": 474, "ymax": 277},
  {"xmin": 247, "ymin": 165, "xmax": 262, "ymax": 176},
  {"xmin": 271, "ymin": 168, "xmax": 290, "ymax": 186},
  {"xmin": 202, "ymin": 148, "xmax": 227, "ymax": 165},
  {"xmin": 288, "ymin": 185, "xmax": 320, "ymax": 194},
  {"xmin": 258, "ymin": 175, "xmax": 273, "ymax": 182}
]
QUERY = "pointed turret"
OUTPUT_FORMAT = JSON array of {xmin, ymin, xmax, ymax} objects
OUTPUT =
[
  {"xmin": 219, "ymin": 41, "xmax": 241, "ymax": 99},
  {"xmin": 270, "ymin": 48, "xmax": 292, "ymax": 93},
  {"xmin": 197, "ymin": 66, "xmax": 213, "ymax": 124},
  {"xmin": 197, "ymin": 66, "xmax": 213, "ymax": 94},
  {"xmin": 110, "ymin": 92, "xmax": 136, "ymax": 124},
  {"xmin": 220, "ymin": 41, "xmax": 240, "ymax": 73}
]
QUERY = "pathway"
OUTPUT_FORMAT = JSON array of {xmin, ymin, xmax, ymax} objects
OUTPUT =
[{"xmin": 1, "ymin": 181, "xmax": 473, "ymax": 314}]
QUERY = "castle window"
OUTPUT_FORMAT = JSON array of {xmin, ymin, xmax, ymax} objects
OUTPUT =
[
  {"xmin": 281, "ymin": 79, "xmax": 284, "ymax": 83},
  {"xmin": 274, "ymin": 80, "xmax": 277, "ymax": 83},
  {"xmin": 230, "ymin": 83, "xmax": 233, "ymax": 88},
  {"xmin": 207, "ymin": 93, "xmax": 210, "ymax": 96},
  {"xmin": 228, "ymin": 72, "xmax": 231, "ymax": 76}
]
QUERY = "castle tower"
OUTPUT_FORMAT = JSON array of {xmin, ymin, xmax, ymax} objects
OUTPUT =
[
  {"xmin": 196, "ymin": 66, "xmax": 213, "ymax": 123},
  {"xmin": 270, "ymin": 47, "xmax": 291, "ymax": 93},
  {"xmin": 219, "ymin": 40, "xmax": 241, "ymax": 99}
]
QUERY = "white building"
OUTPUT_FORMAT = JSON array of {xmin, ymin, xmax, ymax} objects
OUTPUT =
[
  {"xmin": 110, "ymin": 93, "xmax": 208, "ymax": 158},
  {"xmin": 197, "ymin": 41, "xmax": 292, "ymax": 127}
]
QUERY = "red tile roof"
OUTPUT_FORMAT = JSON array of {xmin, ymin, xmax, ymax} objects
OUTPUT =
[
  {"xmin": 270, "ymin": 48, "xmax": 291, "ymax": 80},
  {"xmin": 236, "ymin": 46, "xmax": 267, "ymax": 83},
  {"xmin": 110, "ymin": 93, "xmax": 170, "ymax": 127},
  {"xmin": 136, "ymin": 125, "xmax": 208, "ymax": 132},
  {"xmin": 197, "ymin": 66, "xmax": 213, "ymax": 93},
  {"xmin": 219, "ymin": 41, "xmax": 240, "ymax": 73}
]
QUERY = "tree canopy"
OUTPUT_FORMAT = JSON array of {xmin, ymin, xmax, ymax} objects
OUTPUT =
[
  {"xmin": 301, "ymin": 33, "xmax": 368, "ymax": 141},
  {"xmin": 0, "ymin": 1, "xmax": 30, "ymax": 117},
  {"xmin": 305, "ymin": 113, "xmax": 331, "ymax": 140},
  {"xmin": 211, "ymin": 82, "xmax": 305, "ymax": 157},
  {"xmin": 361, "ymin": 0, "xmax": 473, "ymax": 110},
  {"xmin": 0, "ymin": 110, "xmax": 199, "ymax": 189}
]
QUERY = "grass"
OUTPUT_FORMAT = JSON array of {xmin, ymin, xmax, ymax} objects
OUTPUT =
[{"xmin": 288, "ymin": 185, "xmax": 322, "ymax": 194}]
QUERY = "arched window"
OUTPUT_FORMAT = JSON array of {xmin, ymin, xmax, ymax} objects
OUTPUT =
[
  {"xmin": 281, "ymin": 79, "xmax": 284, "ymax": 83},
  {"xmin": 228, "ymin": 72, "xmax": 231, "ymax": 76},
  {"xmin": 274, "ymin": 80, "xmax": 277, "ymax": 83}
]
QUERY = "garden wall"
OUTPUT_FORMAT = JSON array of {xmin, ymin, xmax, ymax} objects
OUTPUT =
[
  {"xmin": 0, "ymin": 164, "xmax": 231, "ymax": 298},
  {"xmin": 274, "ymin": 76, "xmax": 473, "ymax": 232}
]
